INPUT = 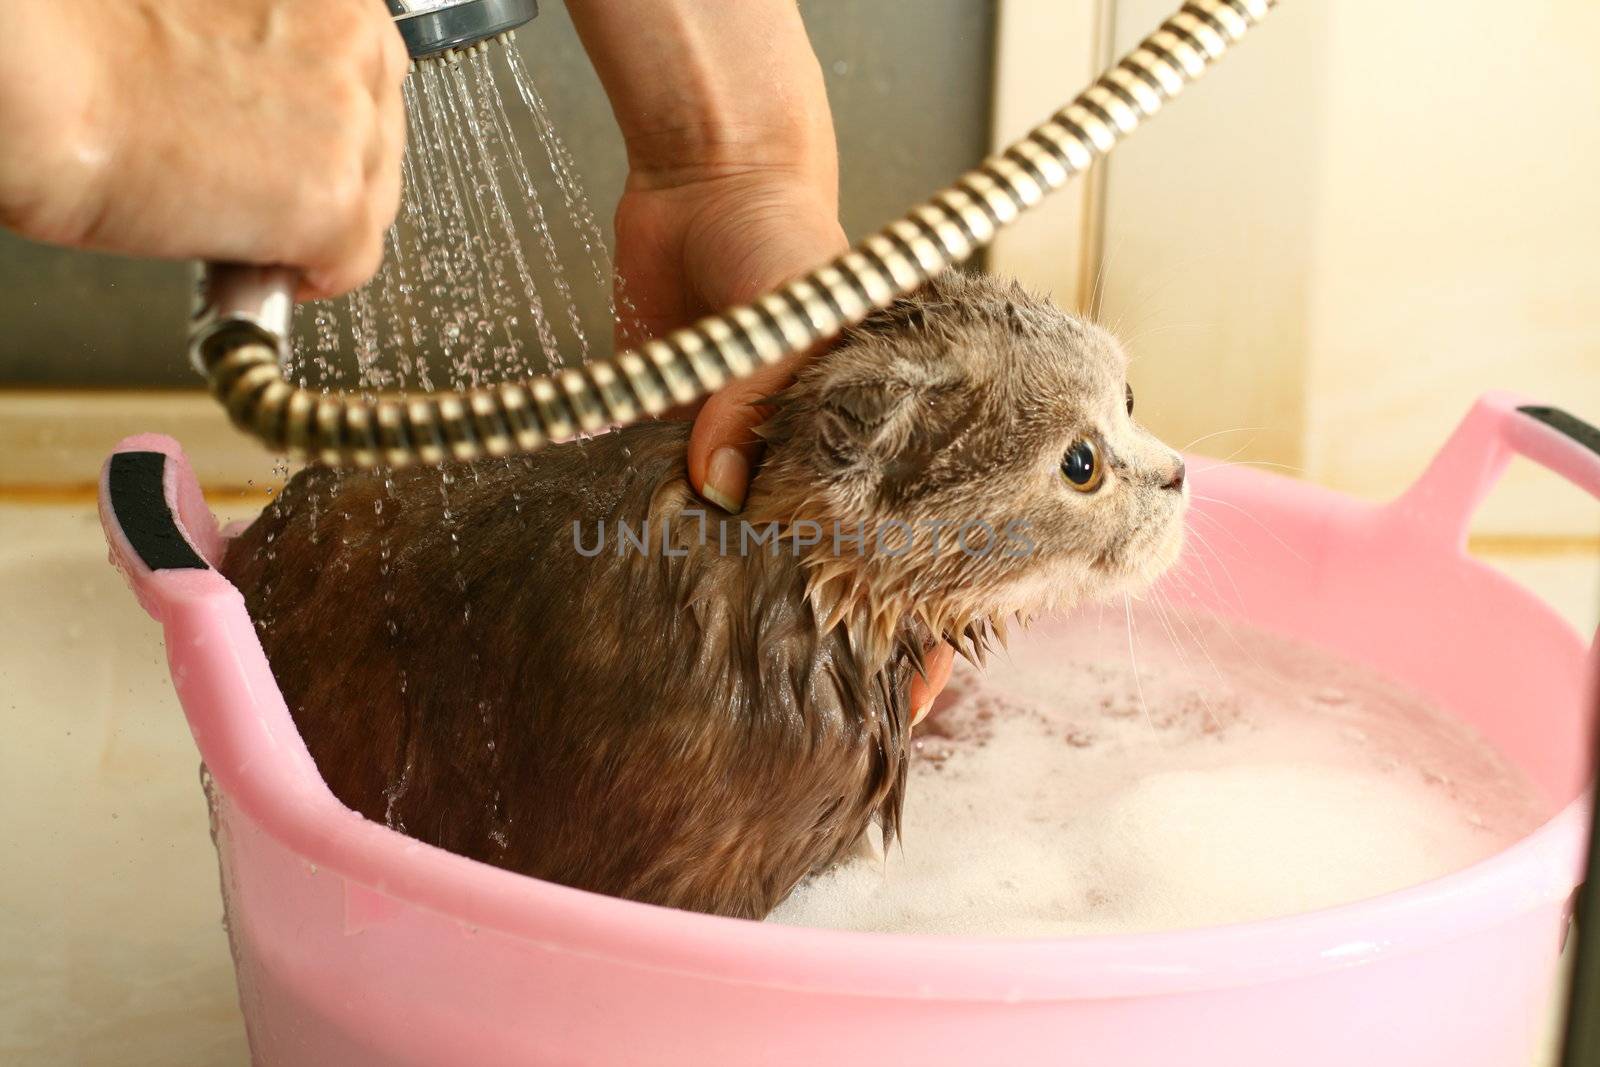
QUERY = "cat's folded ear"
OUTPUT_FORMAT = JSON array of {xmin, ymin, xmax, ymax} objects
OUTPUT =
[{"xmin": 815, "ymin": 363, "xmax": 932, "ymax": 471}]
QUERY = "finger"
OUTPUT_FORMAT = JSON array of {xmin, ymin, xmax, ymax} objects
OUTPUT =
[
  {"xmin": 372, "ymin": 11, "xmax": 411, "ymax": 97},
  {"xmin": 297, "ymin": 87, "xmax": 404, "ymax": 300},
  {"xmin": 369, "ymin": 46, "xmax": 407, "ymax": 228},
  {"xmin": 687, "ymin": 345, "xmax": 816, "ymax": 513},
  {"xmin": 683, "ymin": 201, "xmax": 846, "ymax": 509},
  {"xmin": 291, "ymin": 6, "xmax": 406, "ymax": 301},
  {"xmin": 909, "ymin": 643, "xmax": 956, "ymax": 727},
  {"xmin": 365, "ymin": 45, "xmax": 407, "ymax": 184},
  {"xmin": 294, "ymin": 92, "xmax": 376, "ymax": 299}
]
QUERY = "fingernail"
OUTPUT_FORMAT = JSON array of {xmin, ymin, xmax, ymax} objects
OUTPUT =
[{"xmin": 703, "ymin": 447, "xmax": 749, "ymax": 514}]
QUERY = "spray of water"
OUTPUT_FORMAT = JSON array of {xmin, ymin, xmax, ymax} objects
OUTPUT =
[
  {"xmin": 287, "ymin": 41, "xmax": 614, "ymax": 399},
  {"xmin": 265, "ymin": 40, "xmax": 623, "ymax": 700}
]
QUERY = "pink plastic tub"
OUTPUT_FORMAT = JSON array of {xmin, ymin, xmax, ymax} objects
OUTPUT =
[{"xmin": 100, "ymin": 391, "xmax": 1599, "ymax": 1066}]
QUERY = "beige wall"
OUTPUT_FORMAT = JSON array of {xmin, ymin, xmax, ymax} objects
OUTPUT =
[
  {"xmin": 1300, "ymin": 0, "xmax": 1600, "ymax": 538},
  {"xmin": 987, "ymin": 0, "xmax": 1107, "ymax": 312},
  {"xmin": 992, "ymin": 0, "xmax": 1600, "ymax": 541}
]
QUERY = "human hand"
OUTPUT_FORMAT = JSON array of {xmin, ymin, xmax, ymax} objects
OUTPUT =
[
  {"xmin": 0, "ymin": 0, "xmax": 407, "ymax": 301},
  {"xmin": 567, "ymin": 0, "xmax": 840, "ymax": 506},
  {"xmin": 576, "ymin": 0, "xmax": 955, "ymax": 719},
  {"xmin": 612, "ymin": 167, "xmax": 847, "ymax": 511},
  {"xmin": 615, "ymin": 168, "xmax": 955, "ymax": 717}
]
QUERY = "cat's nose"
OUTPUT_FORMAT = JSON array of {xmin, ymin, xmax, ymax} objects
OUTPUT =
[{"xmin": 1162, "ymin": 460, "xmax": 1186, "ymax": 492}]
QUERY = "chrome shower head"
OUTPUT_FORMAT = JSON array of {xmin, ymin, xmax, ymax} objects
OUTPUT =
[{"xmin": 386, "ymin": 0, "xmax": 538, "ymax": 60}]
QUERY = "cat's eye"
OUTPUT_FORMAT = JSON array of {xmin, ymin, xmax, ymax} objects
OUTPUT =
[
  {"xmin": 1061, "ymin": 439, "xmax": 1103, "ymax": 492},
  {"xmin": 1125, "ymin": 383, "xmax": 1135, "ymax": 416}
]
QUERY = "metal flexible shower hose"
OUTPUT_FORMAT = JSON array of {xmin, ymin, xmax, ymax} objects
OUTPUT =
[{"xmin": 191, "ymin": 0, "xmax": 1277, "ymax": 468}]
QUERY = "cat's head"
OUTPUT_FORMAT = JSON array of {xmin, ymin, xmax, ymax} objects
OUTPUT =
[{"xmin": 754, "ymin": 271, "xmax": 1187, "ymax": 658}]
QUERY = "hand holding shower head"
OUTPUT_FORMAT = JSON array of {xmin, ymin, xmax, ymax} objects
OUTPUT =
[
  {"xmin": 191, "ymin": 0, "xmax": 538, "ymax": 386},
  {"xmin": 192, "ymin": 0, "xmax": 1278, "ymax": 468}
]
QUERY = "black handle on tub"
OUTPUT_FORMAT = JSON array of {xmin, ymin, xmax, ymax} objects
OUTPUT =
[
  {"xmin": 1537, "ymin": 403, "xmax": 1600, "ymax": 1067},
  {"xmin": 107, "ymin": 452, "xmax": 211, "ymax": 572},
  {"xmin": 1519, "ymin": 406, "xmax": 1600, "ymax": 461},
  {"xmin": 1563, "ymin": 685, "xmax": 1600, "ymax": 1067}
]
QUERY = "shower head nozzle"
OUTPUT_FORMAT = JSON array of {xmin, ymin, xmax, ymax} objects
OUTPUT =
[{"xmin": 386, "ymin": 0, "xmax": 538, "ymax": 60}]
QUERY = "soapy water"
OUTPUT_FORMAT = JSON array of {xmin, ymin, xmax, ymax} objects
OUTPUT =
[{"xmin": 768, "ymin": 604, "xmax": 1548, "ymax": 936}]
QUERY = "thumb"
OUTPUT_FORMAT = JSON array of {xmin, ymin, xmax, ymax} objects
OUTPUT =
[
  {"xmin": 682, "ymin": 193, "xmax": 846, "ymax": 512},
  {"xmin": 909, "ymin": 643, "xmax": 956, "ymax": 726},
  {"xmin": 687, "ymin": 345, "xmax": 817, "ymax": 514}
]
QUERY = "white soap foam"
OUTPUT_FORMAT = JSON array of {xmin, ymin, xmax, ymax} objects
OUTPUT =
[{"xmin": 767, "ymin": 605, "xmax": 1547, "ymax": 937}]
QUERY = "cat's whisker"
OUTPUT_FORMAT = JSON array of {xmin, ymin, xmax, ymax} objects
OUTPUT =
[
  {"xmin": 1192, "ymin": 458, "xmax": 1305, "ymax": 476},
  {"xmin": 1087, "ymin": 231, "xmax": 1120, "ymax": 324},
  {"xmin": 1187, "ymin": 525, "xmax": 1271, "ymax": 669},
  {"xmin": 1144, "ymin": 586, "xmax": 1185, "ymax": 656},
  {"xmin": 1173, "ymin": 531, "xmax": 1271, "ymax": 675},
  {"xmin": 1095, "ymin": 243, "xmax": 1227, "ymax": 353},
  {"xmin": 1143, "ymin": 585, "xmax": 1224, "ymax": 734},
  {"xmin": 1201, "ymin": 438, "xmax": 1258, "ymax": 468},
  {"xmin": 1191, "ymin": 494, "xmax": 1308, "ymax": 564},
  {"xmin": 1155, "ymin": 584, "xmax": 1229, "ymax": 732},
  {"xmin": 1180, "ymin": 426, "xmax": 1261, "ymax": 453},
  {"xmin": 1113, "ymin": 321, "xmax": 1208, "ymax": 349},
  {"xmin": 1081, "ymin": 227, "xmax": 1132, "ymax": 323},
  {"xmin": 1188, "ymin": 505, "xmax": 1258, "ymax": 559},
  {"xmin": 1187, "ymin": 436, "xmax": 1304, "ymax": 479},
  {"xmin": 1123, "ymin": 593, "xmax": 1153, "ymax": 732},
  {"xmin": 1156, "ymin": 581, "xmax": 1215, "ymax": 677},
  {"xmin": 1182, "ymin": 523, "xmax": 1250, "ymax": 620}
]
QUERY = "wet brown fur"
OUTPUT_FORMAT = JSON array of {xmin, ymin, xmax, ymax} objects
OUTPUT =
[{"xmin": 222, "ymin": 271, "xmax": 1187, "ymax": 919}]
